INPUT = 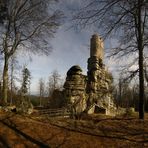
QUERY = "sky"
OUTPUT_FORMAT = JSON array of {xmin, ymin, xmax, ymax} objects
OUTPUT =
[{"xmin": 17, "ymin": 0, "xmax": 121, "ymax": 95}]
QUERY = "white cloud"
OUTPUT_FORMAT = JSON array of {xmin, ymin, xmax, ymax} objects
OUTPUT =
[{"xmin": 16, "ymin": 1, "xmax": 125, "ymax": 94}]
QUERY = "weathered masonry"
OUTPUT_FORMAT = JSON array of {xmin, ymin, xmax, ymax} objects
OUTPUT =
[{"xmin": 63, "ymin": 34, "xmax": 116, "ymax": 116}]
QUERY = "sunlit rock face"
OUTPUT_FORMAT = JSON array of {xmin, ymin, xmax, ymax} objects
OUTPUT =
[
  {"xmin": 64, "ymin": 65, "xmax": 86, "ymax": 91},
  {"xmin": 86, "ymin": 34, "xmax": 115, "ymax": 115},
  {"xmin": 15, "ymin": 97, "xmax": 33, "ymax": 114},
  {"xmin": 63, "ymin": 34, "xmax": 116, "ymax": 116},
  {"xmin": 63, "ymin": 65, "xmax": 87, "ymax": 116}
]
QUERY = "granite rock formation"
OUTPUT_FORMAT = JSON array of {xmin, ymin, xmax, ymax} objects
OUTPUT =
[
  {"xmin": 86, "ymin": 34, "xmax": 115, "ymax": 114},
  {"xmin": 63, "ymin": 65, "xmax": 87, "ymax": 118},
  {"xmin": 63, "ymin": 34, "xmax": 116, "ymax": 117}
]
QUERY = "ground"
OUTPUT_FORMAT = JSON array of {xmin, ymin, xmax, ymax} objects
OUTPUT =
[{"xmin": 0, "ymin": 111, "xmax": 147, "ymax": 148}]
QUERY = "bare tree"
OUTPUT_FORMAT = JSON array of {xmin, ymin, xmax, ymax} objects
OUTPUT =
[
  {"xmin": 48, "ymin": 70, "xmax": 62, "ymax": 97},
  {"xmin": 9, "ymin": 54, "xmax": 21, "ymax": 104},
  {"xmin": 10, "ymin": 55, "xmax": 15, "ymax": 104},
  {"xmin": 39, "ymin": 78, "xmax": 45, "ymax": 107},
  {"xmin": 73, "ymin": 0, "xmax": 148, "ymax": 119},
  {"xmin": 0, "ymin": 0, "xmax": 62, "ymax": 104}
]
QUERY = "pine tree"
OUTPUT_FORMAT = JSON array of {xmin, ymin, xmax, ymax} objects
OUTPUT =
[{"xmin": 21, "ymin": 67, "xmax": 31, "ymax": 97}]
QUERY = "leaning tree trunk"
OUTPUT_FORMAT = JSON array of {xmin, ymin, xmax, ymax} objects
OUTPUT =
[
  {"xmin": 2, "ymin": 55, "xmax": 9, "ymax": 105},
  {"xmin": 138, "ymin": 0, "xmax": 144, "ymax": 119}
]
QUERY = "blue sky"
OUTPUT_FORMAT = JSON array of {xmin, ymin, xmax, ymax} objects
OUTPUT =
[
  {"xmin": 23, "ymin": 28, "xmax": 119, "ymax": 95},
  {"xmin": 23, "ymin": 27, "xmax": 94, "ymax": 94},
  {"xmin": 17, "ymin": 0, "xmax": 121, "ymax": 95}
]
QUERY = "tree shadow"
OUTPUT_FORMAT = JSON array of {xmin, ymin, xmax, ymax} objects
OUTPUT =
[
  {"xmin": 0, "ymin": 135, "xmax": 10, "ymax": 148},
  {"xmin": 0, "ymin": 113, "xmax": 71, "ymax": 147},
  {"xmin": 0, "ymin": 113, "xmax": 50, "ymax": 147},
  {"xmin": 0, "ymin": 112, "xmax": 147, "ymax": 147},
  {"xmin": 0, "ymin": 120, "xmax": 50, "ymax": 147},
  {"xmin": 47, "ymin": 117, "xmax": 148, "ymax": 146}
]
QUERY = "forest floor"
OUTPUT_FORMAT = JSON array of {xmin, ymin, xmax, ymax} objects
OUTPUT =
[{"xmin": 0, "ymin": 111, "xmax": 147, "ymax": 148}]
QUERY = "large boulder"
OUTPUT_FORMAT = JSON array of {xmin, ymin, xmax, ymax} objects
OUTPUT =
[
  {"xmin": 15, "ymin": 97, "xmax": 33, "ymax": 114},
  {"xmin": 63, "ymin": 65, "xmax": 87, "ymax": 118},
  {"xmin": 67, "ymin": 65, "xmax": 82, "ymax": 76}
]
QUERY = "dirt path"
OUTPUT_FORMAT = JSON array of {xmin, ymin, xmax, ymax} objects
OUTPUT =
[{"xmin": 0, "ymin": 112, "xmax": 147, "ymax": 148}]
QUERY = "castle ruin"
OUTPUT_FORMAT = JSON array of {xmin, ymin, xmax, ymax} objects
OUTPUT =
[{"xmin": 63, "ymin": 34, "xmax": 115, "ymax": 116}]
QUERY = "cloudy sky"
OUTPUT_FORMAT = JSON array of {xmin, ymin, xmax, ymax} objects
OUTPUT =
[{"xmin": 17, "ymin": 0, "xmax": 120, "ymax": 95}]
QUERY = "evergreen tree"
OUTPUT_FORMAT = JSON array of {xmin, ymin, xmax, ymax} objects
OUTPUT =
[{"xmin": 21, "ymin": 67, "xmax": 31, "ymax": 97}]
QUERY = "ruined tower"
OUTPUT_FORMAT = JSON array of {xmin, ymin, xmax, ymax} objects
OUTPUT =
[
  {"xmin": 86, "ymin": 34, "xmax": 114, "ymax": 114},
  {"xmin": 88, "ymin": 34, "xmax": 104, "ymax": 73},
  {"xmin": 63, "ymin": 34, "xmax": 115, "ymax": 116},
  {"xmin": 87, "ymin": 34, "xmax": 105, "ymax": 93},
  {"xmin": 90, "ymin": 34, "xmax": 104, "ymax": 59}
]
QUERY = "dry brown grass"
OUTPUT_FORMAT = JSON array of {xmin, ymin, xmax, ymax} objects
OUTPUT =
[{"xmin": 0, "ymin": 111, "xmax": 147, "ymax": 148}]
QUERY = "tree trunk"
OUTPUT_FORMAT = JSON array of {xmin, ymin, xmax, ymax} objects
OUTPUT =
[
  {"xmin": 10, "ymin": 58, "xmax": 14, "ymax": 105},
  {"xmin": 2, "ymin": 55, "xmax": 9, "ymax": 105},
  {"xmin": 139, "ymin": 45, "xmax": 144, "ymax": 119},
  {"xmin": 39, "ymin": 96, "xmax": 42, "ymax": 107},
  {"xmin": 138, "ymin": 0, "xmax": 144, "ymax": 119}
]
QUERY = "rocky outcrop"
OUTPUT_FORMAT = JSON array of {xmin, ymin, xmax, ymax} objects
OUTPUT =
[
  {"xmin": 64, "ymin": 65, "xmax": 86, "ymax": 91},
  {"xmin": 15, "ymin": 97, "xmax": 33, "ymax": 114},
  {"xmin": 63, "ymin": 65, "xmax": 87, "ymax": 118},
  {"xmin": 63, "ymin": 34, "xmax": 116, "ymax": 117},
  {"xmin": 86, "ymin": 34, "xmax": 115, "ymax": 115}
]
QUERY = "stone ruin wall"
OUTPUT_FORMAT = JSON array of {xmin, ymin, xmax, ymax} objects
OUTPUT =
[
  {"xmin": 87, "ymin": 34, "xmax": 115, "ymax": 115},
  {"xmin": 63, "ymin": 34, "xmax": 116, "ymax": 116},
  {"xmin": 90, "ymin": 34, "xmax": 104, "ymax": 59}
]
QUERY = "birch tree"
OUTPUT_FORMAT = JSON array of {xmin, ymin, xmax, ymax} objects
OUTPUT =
[
  {"xmin": 48, "ymin": 70, "xmax": 61, "ymax": 97},
  {"xmin": 39, "ymin": 78, "xmax": 45, "ymax": 107}
]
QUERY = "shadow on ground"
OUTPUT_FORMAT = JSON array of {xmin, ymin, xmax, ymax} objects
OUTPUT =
[{"xmin": 0, "ymin": 112, "xmax": 147, "ymax": 147}]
